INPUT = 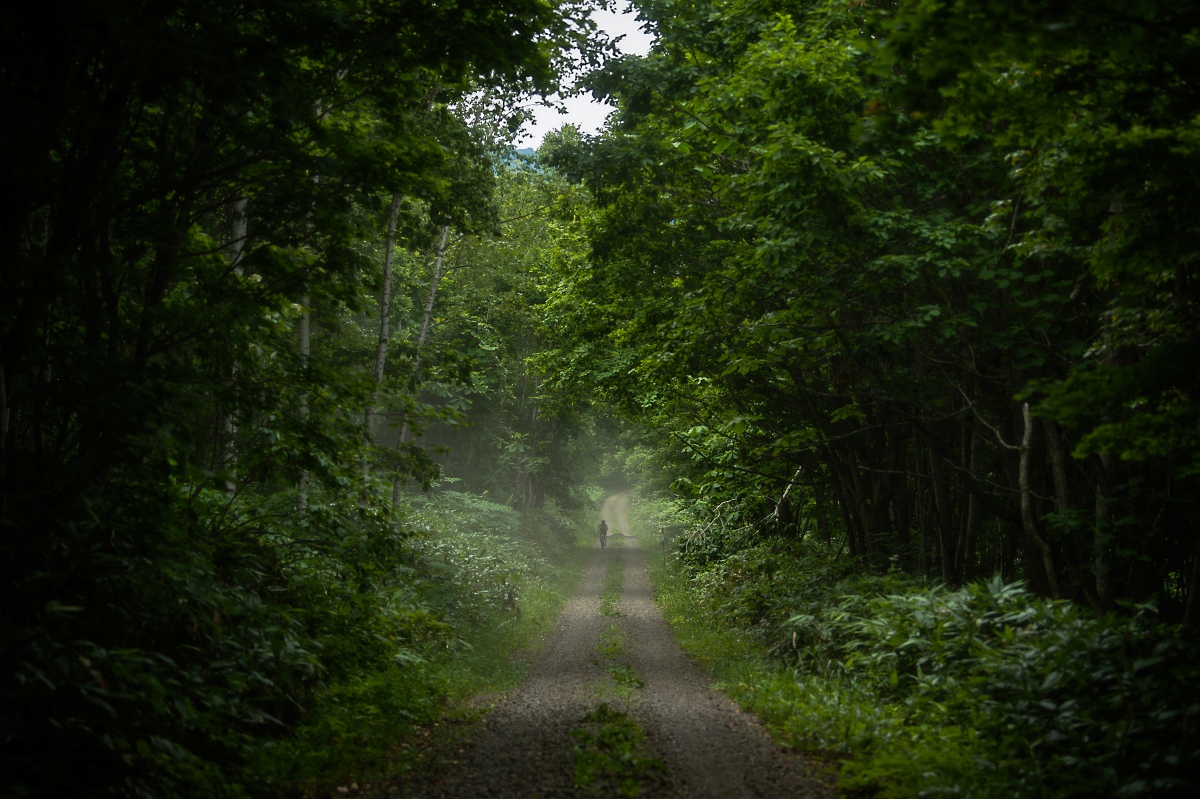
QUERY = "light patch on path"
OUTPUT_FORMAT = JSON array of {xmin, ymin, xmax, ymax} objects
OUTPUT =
[{"xmin": 414, "ymin": 493, "xmax": 830, "ymax": 798}]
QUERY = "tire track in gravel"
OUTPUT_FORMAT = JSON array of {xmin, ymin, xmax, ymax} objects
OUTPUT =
[{"xmin": 419, "ymin": 492, "xmax": 830, "ymax": 798}]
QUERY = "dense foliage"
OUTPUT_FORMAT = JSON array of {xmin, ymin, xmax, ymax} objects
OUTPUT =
[
  {"xmin": 0, "ymin": 2, "xmax": 608, "ymax": 795},
  {"xmin": 7, "ymin": 0, "xmax": 1199, "ymax": 797},
  {"xmin": 645, "ymin": 496, "xmax": 1200, "ymax": 797},
  {"xmin": 545, "ymin": 2, "xmax": 1200, "ymax": 794},
  {"xmin": 545, "ymin": 0, "xmax": 1200, "ymax": 612},
  {"xmin": 254, "ymin": 491, "xmax": 590, "ymax": 795}
]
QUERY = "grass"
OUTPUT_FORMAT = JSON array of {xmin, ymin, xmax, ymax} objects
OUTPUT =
[
  {"xmin": 599, "ymin": 553, "xmax": 624, "ymax": 617},
  {"xmin": 261, "ymin": 515, "xmax": 595, "ymax": 797},
  {"xmin": 649, "ymin": 555, "xmax": 898, "ymax": 749},
  {"xmin": 599, "ymin": 623, "xmax": 625, "ymax": 659},
  {"xmin": 643, "ymin": 547, "xmax": 849, "ymax": 791},
  {"xmin": 570, "ymin": 703, "xmax": 667, "ymax": 797},
  {"xmin": 643, "ymin": 523, "xmax": 1200, "ymax": 799},
  {"xmin": 593, "ymin": 624, "xmax": 645, "ymax": 704}
]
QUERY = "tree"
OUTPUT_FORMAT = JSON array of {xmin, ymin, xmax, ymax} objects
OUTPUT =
[
  {"xmin": 542, "ymin": 0, "xmax": 1200, "ymax": 614},
  {"xmin": 0, "ymin": 1, "xmax": 594, "ymax": 794}
]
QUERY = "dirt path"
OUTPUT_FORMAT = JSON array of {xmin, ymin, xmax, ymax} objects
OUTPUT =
[
  {"xmin": 416, "ymin": 492, "xmax": 830, "ymax": 798},
  {"xmin": 600, "ymin": 491, "xmax": 631, "ymax": 538}
]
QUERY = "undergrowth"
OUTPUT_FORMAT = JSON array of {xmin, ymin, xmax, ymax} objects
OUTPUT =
[
  {"xmin": 253, "ymin": 489, "xmax": 594, "ymax": 796},
  {"xmin": 640, "ymin": 494, "xmax": 1200, "ymax": 799}
]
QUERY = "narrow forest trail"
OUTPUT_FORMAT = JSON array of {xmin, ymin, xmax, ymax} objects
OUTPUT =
[{"xmin": 411, "ymin": 492, "xmax": 830, "ymax": 798}]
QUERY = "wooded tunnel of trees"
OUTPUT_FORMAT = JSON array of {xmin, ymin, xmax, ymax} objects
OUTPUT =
[{"xmin": 2, "ymin": 0, "xmax": 1198, "ymax": 797}]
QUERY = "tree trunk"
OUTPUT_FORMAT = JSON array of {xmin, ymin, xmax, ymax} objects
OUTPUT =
[
  {"xmin": 364, "ymin": 194, "xmax": 402, "ymax": 444},
  {"xmin": 959, "ymin": 429, "xmax": 983, "ymax": 583},
  {"xmin": 1184, "ymin": 535, "xmax": 1200, "ymax": 628},
  {"xmin": 393, "ymin": 224, "xmax": 450, "ymax": 504},
  {"xmin": 1019, "ymin": 403, "xmax": 1059, "ymax": 598},
  {"xmin": 1093, "ymin": 454, "xmax": 1113, "ymax": 603},
  {"xmin": 220, "ymin": 197, "xmax": 248, "ymax": 487},
  {"xmin": 917, "ymin": 483, "xmax": 933, "ymax": 581},
  {"xmin": 413, "ymin": 225, "xmax": 451, "ymax": 378},
  {"xmin": 888, "ymin": 429, "xmax": 912, "ymax": 566},
  {"xmin": 297, "ymin": 288, "xmax": 311, "ymax": 511},
  {"xmin": 813, "ymin": 480, "xmax": 830, "ymax": 545},
  {"xmin": 298, "ymin": 135, "xmax": 323, "ymax": 512},
  {"xmin": 0, "ymin": 352, "xmax": 7, "ymax": 515},
  {"xmin": 826, "ymin": 469, "xmax": 859, "ymax": 557},
  {"xmin": 927, "ymin": 447, "xmax": 957, "ymax": 584},
  {"xmin": 775, "ymin": 466, "xmax": 802, "ymax": 536}
]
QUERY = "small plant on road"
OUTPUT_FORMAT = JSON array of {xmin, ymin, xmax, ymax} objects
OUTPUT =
[
  {"xmin": 570, "ymin": 703, "xmax": 666, "ymax": 797},
  {"xmin": 575, "ymin": 566, "xmax": 664, "ymax": 797},
  {"xmin": 599, "ymin": 623, "xmax": 625, "ymax": 659}
]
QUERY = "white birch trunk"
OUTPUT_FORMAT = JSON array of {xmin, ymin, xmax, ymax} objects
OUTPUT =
[
  {"xmin": 365, "ymin": 194, "xmax": 402, "ymax": 440},
  {"xmin": 412, "ymin": 225, "xmax": 451, "ymax": 376},
  {"xmin": 398, "ymin": 224, "xmax": 450, "ymax": 446},
  {"xmin": 392, "ymin": 224, "xmax": 450, "ymax": 507}
]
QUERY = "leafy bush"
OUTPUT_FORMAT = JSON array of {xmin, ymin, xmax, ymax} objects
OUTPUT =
[
  {"xmin": 655, "ymin": 536, "xmax": 1200, "ymax": 798},
  {"xmin": 249, "ymin": 487, "xmax": 594, "ymax": 795},
  {"xmin": 6, "ymin": 479, "xmax": 421, "ymax": 797},
  {"xmin": 409, "ymin": 490, "xmax": 555, "ymax": 624}
]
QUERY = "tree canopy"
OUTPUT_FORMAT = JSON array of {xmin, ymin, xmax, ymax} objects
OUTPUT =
[
  {"xmin": 1, "ymin": 1, "xmax": 603, "ymax": 794},
  {"xmin": 3, "ymin": 1, "xmax": 1199, "ymax": 796},
  {"xmin": 544, "ymin": 0, "xmax": 1199, "ymax": 611}
]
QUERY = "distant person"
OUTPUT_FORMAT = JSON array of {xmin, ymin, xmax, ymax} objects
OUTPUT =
[{"xmin": 598, "ymin": 519, "xmax": 608, "ymax": 548}]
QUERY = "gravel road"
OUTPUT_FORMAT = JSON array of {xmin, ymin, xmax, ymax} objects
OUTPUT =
[{"xmin": 418, "ymin": 492, "xmax": 831, "ymax": 798}]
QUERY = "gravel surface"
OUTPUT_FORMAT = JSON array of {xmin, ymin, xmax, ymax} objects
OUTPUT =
[{"xmin": 416, "ymin": 493, "xmax": 831, "ymax": 798}]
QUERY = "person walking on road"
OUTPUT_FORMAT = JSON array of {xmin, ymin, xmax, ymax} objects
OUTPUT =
[{"xmin": 598, "ymin": 519, "xmax": 608, "ymax": 548}]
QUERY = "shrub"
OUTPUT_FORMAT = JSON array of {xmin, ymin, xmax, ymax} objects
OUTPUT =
[{"xmin": 663, "ymin": 536, "xmax": 1200, "ymax": 798}]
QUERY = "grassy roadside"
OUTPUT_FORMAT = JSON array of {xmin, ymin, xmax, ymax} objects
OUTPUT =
[
  {"xmin": 255, "ymin": 494, "xmax": 596, "ymax": 797},
  {"xmin": 644, "ymin": 554, "xmax": 850, "ymax": 790},
  {"xmin": 636, "ymin": 488, "xmax": 1200, "ymax": 799}
]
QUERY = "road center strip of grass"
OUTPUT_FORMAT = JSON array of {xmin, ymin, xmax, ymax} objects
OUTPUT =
[
  {"xmin": 599, "ymin": 554, "xmax": 624, "ymax": 617},
  {"xmin": 571, "ymin": 552, "xmax": 665, "ymax": 797},
  {"xmin": 570, "ymin": 703, "xmax": 666, "ymax": 798}
]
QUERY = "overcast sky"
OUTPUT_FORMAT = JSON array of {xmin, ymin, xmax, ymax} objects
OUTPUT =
[{"xmin": 517, "ymin": 3, "xmax": 655, "ymax": 148}]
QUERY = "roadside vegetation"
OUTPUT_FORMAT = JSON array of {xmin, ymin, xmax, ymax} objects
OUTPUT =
[
  {"xmin": 259, "ymin": 491, "xmax": 593, "ymax": 796},
  {"xmin": 1, "ymin": 2, "xmax": 612, "ymax": 794},
  {"xmin": 551, "ymin": 2, "xmax": 1200, "ymax": 793},
  {"xmin": 637, "ymin": 492, "xmax": 1200, "ymax": 798}
]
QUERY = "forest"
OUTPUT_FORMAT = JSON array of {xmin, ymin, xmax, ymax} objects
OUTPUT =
[{"xmin": 2, "ymin": 1, "xmax": 1198, "ymax": 797}]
